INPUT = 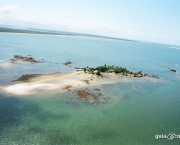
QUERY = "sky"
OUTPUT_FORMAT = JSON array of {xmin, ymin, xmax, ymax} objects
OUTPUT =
[{"xmin": 0, "ymin": 0, "xmax": 180, "ymax": 45}]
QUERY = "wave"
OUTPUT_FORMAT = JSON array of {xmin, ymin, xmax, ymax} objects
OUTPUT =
[
  {"xmin": 0, "ymin": 62, "xmax": 12, "ymax": 68},
  {"xmin": 169, "ymin": 46, "xmax": 180, "ymax": 50}
]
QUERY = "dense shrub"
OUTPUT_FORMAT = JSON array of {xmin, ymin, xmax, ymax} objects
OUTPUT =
[
  {"xmin": 84, "ymin": 64, "xmax": 133, "ymax": 75},
  {"xmin": 96, "ymin": 70, "xmax": 101, "ymax": 75}
]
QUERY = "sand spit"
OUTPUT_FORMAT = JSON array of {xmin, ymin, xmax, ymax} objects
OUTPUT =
[{"xmin": 0, "ymin": 70, "xmax": 161, "ymax": 96}]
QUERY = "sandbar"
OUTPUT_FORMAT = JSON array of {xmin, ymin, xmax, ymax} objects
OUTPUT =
[{"xmin": 0, "ymin": 70, "xmax": 160, "ymax": 96}]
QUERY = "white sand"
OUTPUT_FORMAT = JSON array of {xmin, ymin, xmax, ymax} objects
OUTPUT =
[{"xmin": 5, "ymin": 83, "xmax": 58, "ymax": 95}]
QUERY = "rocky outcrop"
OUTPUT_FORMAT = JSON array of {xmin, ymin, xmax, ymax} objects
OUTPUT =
[
  {"xmin": 62, "ymin": 61, "xmax": 72, "ymax": 66},
  {"xmin": 144, "ymin": 73, "xmax": 159, "ymax": 79},
  {"xmin": 10, "ymin": 55, "xmax": 44, "ymax": 63},
  {"xmin": 169, "ymin": 68, "xmax": 176, "ymax": 72}
]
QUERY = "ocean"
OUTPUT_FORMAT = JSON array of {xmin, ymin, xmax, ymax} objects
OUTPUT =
[{"xmin": 0, "ymin": 33, "xmax": 180, "ymax": 145}]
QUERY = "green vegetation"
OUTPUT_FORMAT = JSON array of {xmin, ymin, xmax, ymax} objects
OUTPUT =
[
  {"xmin": 96, "ymin": 70, "xmax": 101, "ymax": 76},
  {"xmin": 0, "ymin": 27, "xmax": 68, "ymax": 36},
  {"xmin": 83, "ymin": 64, "xmax": 145, "ymax": 78}
]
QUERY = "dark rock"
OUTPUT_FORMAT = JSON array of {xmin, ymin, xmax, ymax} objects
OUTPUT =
[
  {"xmin": 75, "ymin": 67, "xmax": 83, "ymax": 69},
  {"xmin": 62, "ymin": 61, "xmax": 72, "ymax": 66},
  {"xmin": 151, "ymin": 74, "xmax": 159, "ymax": 79},
  {"xmin": 169, "ymin": 68, "xmax": 176, "ymax": 72}
]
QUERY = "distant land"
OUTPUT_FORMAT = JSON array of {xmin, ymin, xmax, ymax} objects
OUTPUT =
[{"xmin": 0, "ymin": 26, "xmax": 138, "ymax": 42}]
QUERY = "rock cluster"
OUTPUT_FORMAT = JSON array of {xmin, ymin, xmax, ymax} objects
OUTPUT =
[{"xmin": 11, "ymin": 55, "xmax": 43, "ymax": 63}]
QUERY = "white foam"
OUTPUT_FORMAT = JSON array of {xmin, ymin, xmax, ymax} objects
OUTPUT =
[
  {"xmin": 169, "ymin": 46, "xmax": 180, "ymax": 50},
  {"xmin": 0, "ymin": 62, "xmax": 12, "ymax": 68}
]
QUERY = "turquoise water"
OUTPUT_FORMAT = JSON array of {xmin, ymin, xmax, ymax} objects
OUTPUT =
[{"xmin": 0, "ymin": 33, "xmax": 180, "ymax": 145}]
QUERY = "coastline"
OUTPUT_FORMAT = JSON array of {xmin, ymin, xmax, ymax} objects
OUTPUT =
[{"xmin": 0, "ymin": 26, "xmax": 138, "ymax": 42}]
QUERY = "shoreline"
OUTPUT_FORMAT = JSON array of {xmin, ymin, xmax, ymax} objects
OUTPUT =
[{"xmin": 0, "ymin": 70, "xmax": 161, "ymax": 96}]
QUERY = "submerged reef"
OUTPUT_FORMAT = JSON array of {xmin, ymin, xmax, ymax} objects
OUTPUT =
[{"xmin": 62, "ymin": 85, "xmax": 106, "ymax": 105}]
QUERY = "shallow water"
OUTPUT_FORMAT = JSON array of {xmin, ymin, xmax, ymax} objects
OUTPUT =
[{"xmin": 0, "ymin": 33, "xmax": 180, "ymax": 144}]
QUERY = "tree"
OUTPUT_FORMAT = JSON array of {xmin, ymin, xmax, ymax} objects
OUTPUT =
[{"xmin": 114, "ymin": 68, "xmax": 120, "ymax": 73}]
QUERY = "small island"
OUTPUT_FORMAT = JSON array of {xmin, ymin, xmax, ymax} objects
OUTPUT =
[{"xmin": 0, "ymin": 59, "xmax": 161, "ymax": 105}]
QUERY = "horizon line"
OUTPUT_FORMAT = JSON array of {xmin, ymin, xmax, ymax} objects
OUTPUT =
[{"xmin": 0, "ymin": 24, "xmax": 179, "ymax": 47}]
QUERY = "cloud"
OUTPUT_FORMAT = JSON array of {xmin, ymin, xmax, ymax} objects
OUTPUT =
[
  {"xmin": 0, "ymin": 5, "xmax": 141, "ymax": 37},
  {"xmin": 0, "ymin": 5, "xmax": 20, "ymax": 14}
]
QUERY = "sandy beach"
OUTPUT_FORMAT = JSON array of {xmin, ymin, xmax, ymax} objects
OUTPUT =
[
  {"xmin": 0, "ymin": 70, "xmax": 125, "ymax": 95},
  {"xmin": 0, "ymin": 69, "xmax": 162, "ymax": 97}
]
